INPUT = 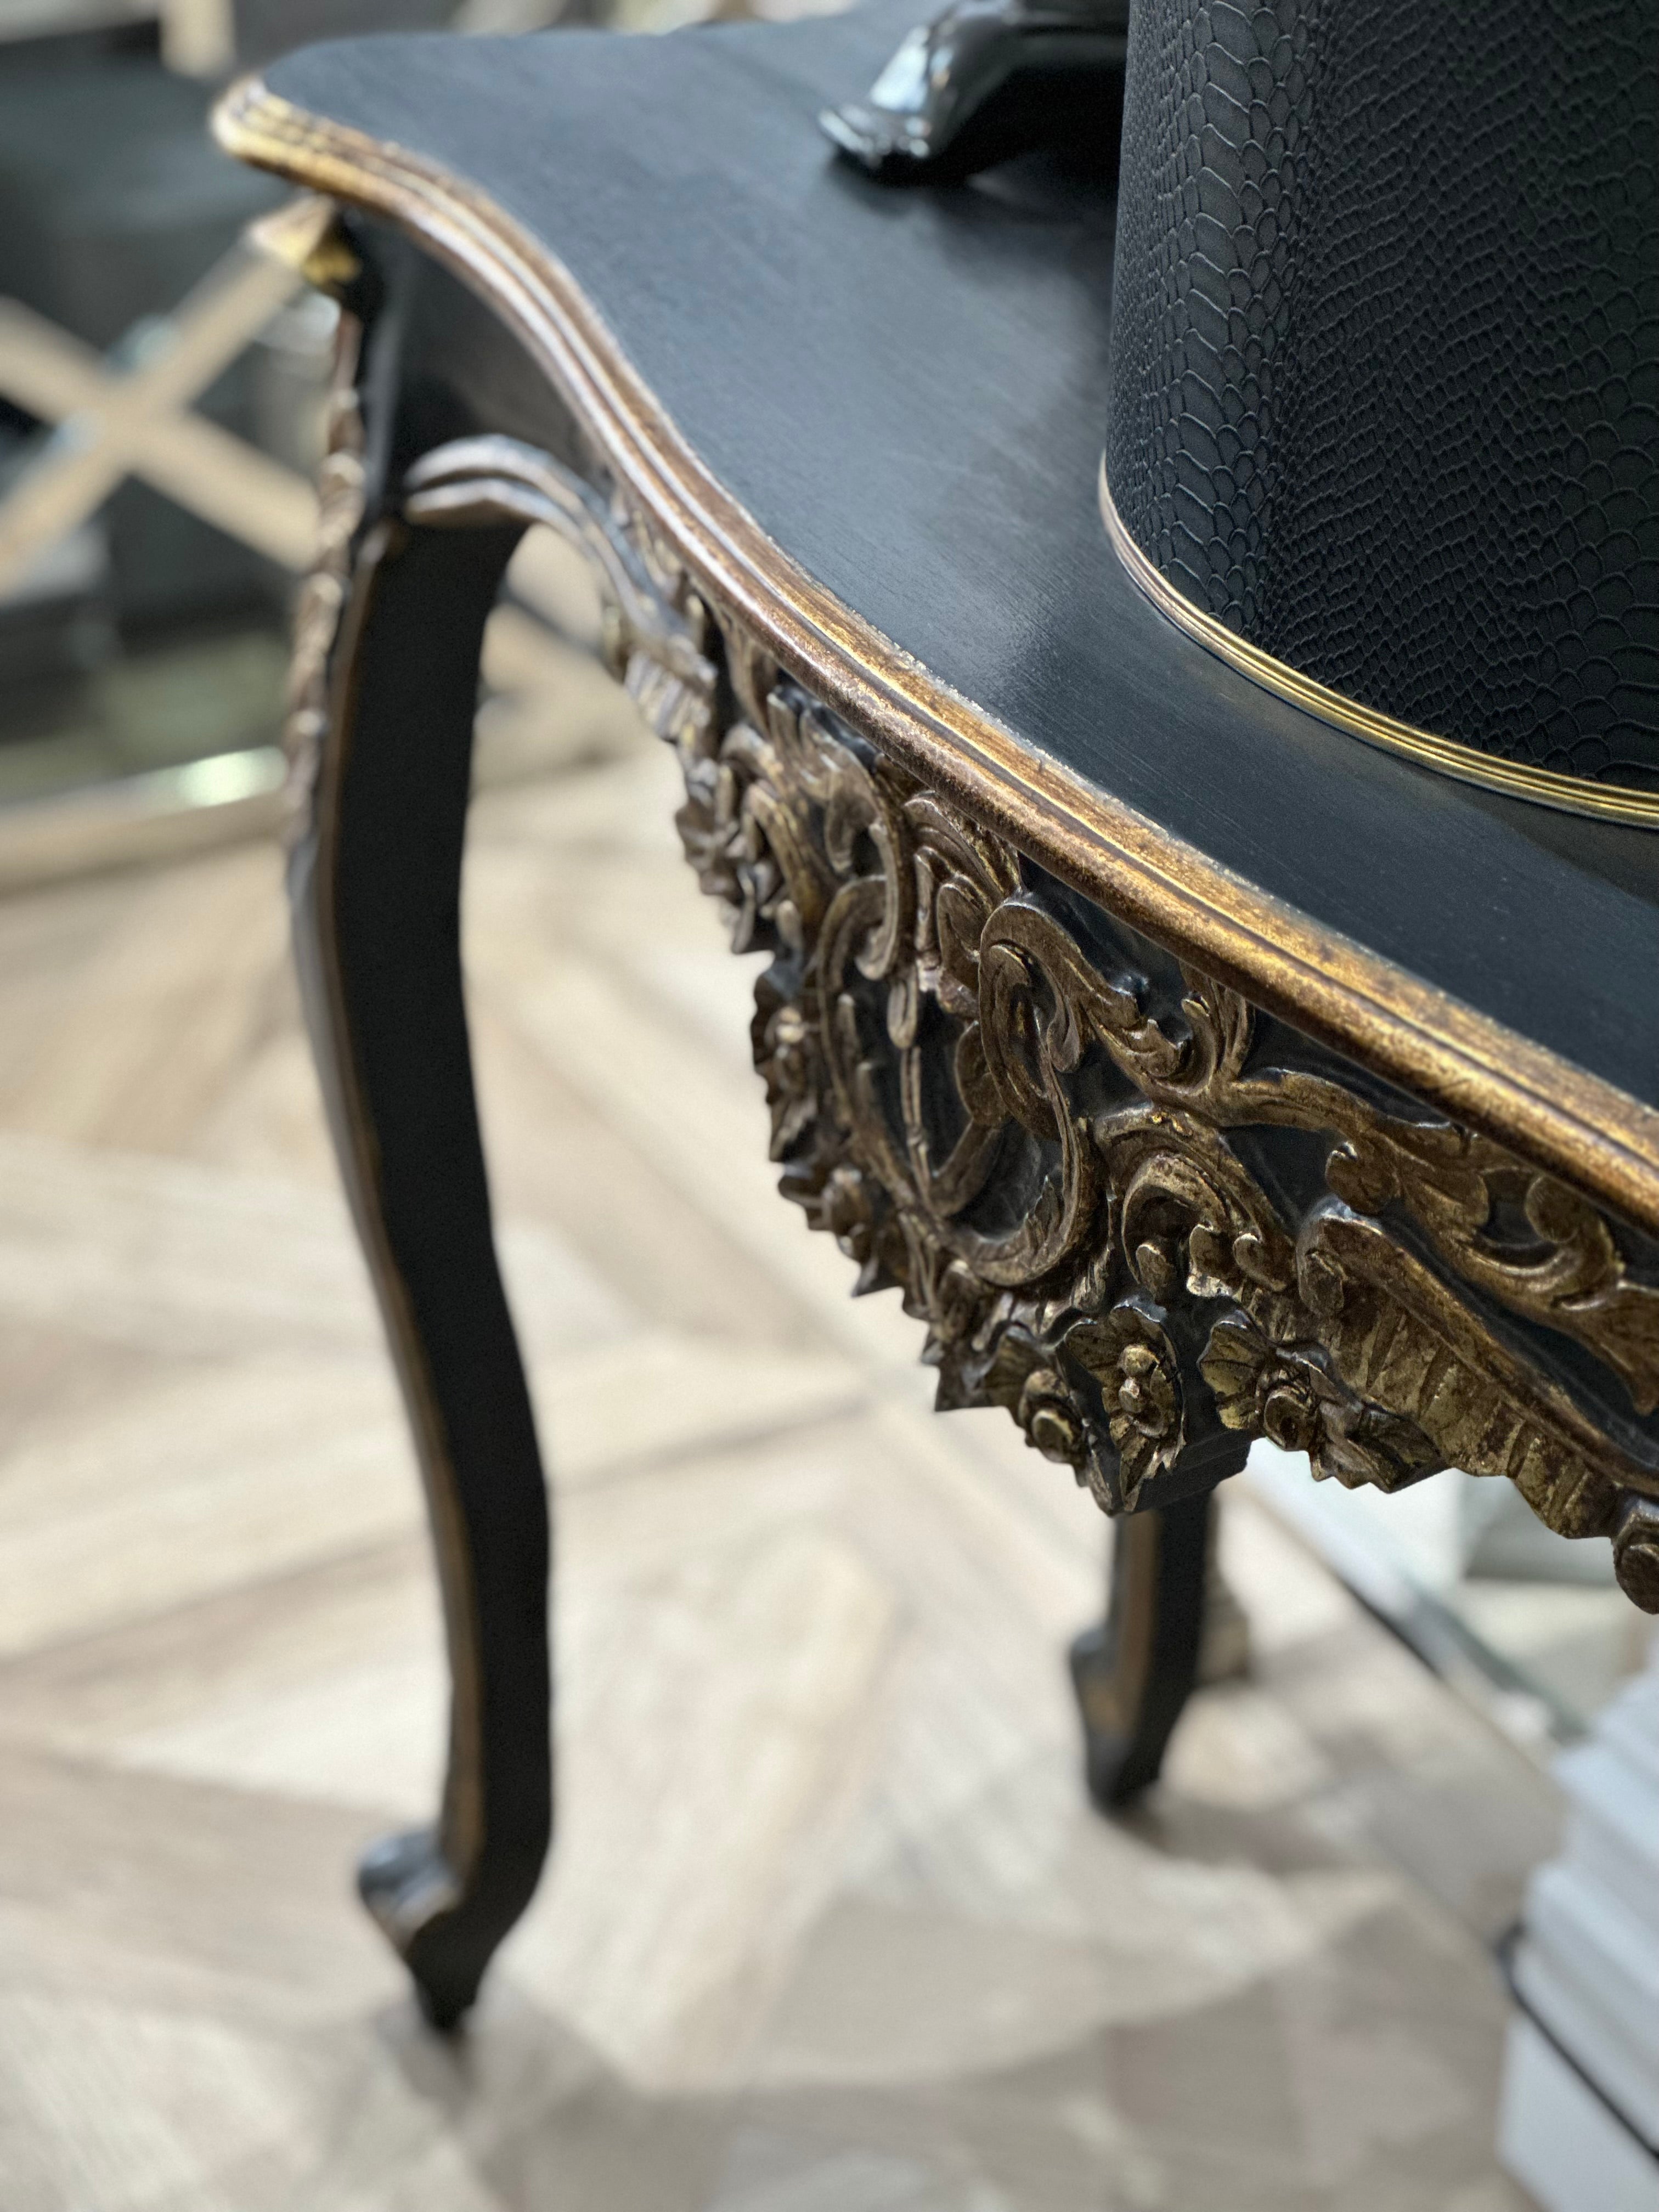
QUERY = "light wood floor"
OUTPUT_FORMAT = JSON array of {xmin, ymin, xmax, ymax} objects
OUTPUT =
[{"xmin": 0, "ymin": 620, "xmax": 1556, "ymax": 2208}]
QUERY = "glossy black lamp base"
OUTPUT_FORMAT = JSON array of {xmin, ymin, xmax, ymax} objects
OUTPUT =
[{"xmin": 820, "ymin": 0, "xmax": 1127, "ymax": 182}]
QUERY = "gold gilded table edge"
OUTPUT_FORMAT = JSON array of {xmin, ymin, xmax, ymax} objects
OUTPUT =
[
  {"xmin": 1100, "ymin": 470, "xmax": 1659, "ymax": 830},
  {"xmin": 212, "ymin": 76, "xmax": 1659, "ymax": 1238}
]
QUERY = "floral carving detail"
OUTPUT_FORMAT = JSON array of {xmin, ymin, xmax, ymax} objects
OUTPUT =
[
  {"xmin": 1066, "ymin": 1301, "xmax": 1186, "ymax": 1512},
  {"xmin": 1199, "ymin": 1310, "xmax": 1439, "ymax": 1494},
  {"xmin": 1613, "ymin": 1500, "xmax": 1659, "ymax": 1614},
  {"xmin": 404, "ymin": 433, "xmax": 1659, "ymax": 1611},
  {"xmin": 642, "ymin": 652, "xmax": 1659, "ymax": 1592},
  {"xmin": 1014, "ymin": 1366, "xmax": 1088, "ymax": 1470}
]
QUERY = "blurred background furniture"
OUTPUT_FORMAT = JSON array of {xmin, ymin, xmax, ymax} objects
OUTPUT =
[
  {"xmin": 212, "ymin": 0, "xmax": 1659, "ymax": 2107},
  {"xmin": 0, "ymin": 0, "xmax": 662, "ymax": 847}
]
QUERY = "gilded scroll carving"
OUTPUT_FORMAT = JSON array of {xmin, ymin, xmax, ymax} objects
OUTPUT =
[
  {"xmin": 619, "ymin": 601, "xmax": 1659, "ymax": 1604},
  {"xmin": 358, "ymin": 424, "xmax": 1659, "ymax": 1611}
]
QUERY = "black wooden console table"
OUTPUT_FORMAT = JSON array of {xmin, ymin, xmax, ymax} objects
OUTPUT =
[{"xmin": 216, "ymin": 2, "xmax": 1659, "ymax": 2031}]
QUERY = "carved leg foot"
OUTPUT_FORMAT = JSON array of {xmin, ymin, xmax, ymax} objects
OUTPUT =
[
  {"xmin": 820, "ymin": 0, "xmax": 1128, "ymax": 183},
  {"xmin": 358, "ymin": 1827, "xmax": 481, "ymax": 2032},
  {"xmin": 292, "ymin": 445, "xmax": 550, "ymax": 2028},
  {"xmin": 1070, "ymin": 1489, "xmax": 1221, "ymax": 1808}
]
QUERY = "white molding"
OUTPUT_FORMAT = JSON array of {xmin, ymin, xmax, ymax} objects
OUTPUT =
[
  {"xmin": 1500, "ymin": 2019, "xmax": 1659, "ymax": 2212},
  {"xmin": 1501, "ymin": 1637, "xmax": 1659, "ymax": 2205}
]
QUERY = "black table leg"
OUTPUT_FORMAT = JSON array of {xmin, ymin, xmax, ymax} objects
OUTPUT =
[
  {"xmin": 291, "ymin": 500, "xmax": 549, "ymax": 2030},
  {"xmin": 1070, "ymin": 1483, "xmax": 1232, "ymax": 1809}
]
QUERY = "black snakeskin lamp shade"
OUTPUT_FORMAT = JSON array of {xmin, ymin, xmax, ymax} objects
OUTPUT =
[{"xmin": 1101, "ymin": 0, "xmax": 1659, "ymax": 822}]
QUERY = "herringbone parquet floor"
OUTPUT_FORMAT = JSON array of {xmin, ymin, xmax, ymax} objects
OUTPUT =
[{"xmin": 0, "ymin": 582, "xmax": 1555, "ymax": 2209}]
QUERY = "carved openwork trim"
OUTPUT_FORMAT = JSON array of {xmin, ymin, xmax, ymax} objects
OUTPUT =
[
  {"xmin": 358, "ymin": 431, "xmax": 1659, "ymax": 1612},
  {"xmin": 212, "ymin": 81, "xmax": 1659, "ymax": 1240}
]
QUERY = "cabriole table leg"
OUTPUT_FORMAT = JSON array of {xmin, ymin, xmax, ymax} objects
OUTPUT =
[{"xmin": 290, "ymin": 401, "xmax": 549, "ymax": 2029}]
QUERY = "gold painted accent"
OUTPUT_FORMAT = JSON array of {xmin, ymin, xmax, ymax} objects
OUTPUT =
[
  {"xmin": 1613, "ymin": 1498, "xmax": 1659, "ymax": 1612},
  {"xmin": 246, "ymin": 191, "xmax": 363, "ymax": 297},
  {"xmin": 412, "ymin": 410, "xmax": 1659, "ymax": 1584},
  {"xmin": 1101, "ymin": 466, "xmax": 1659, "ymax": 830},
  {"xmin": 653, "ymin": 637, "xmax": 1659, "ymax": 1574},
  {"xmin": 210, "ymin": 76, "xmax": 1659, "ymax": 1250},
  {"xmin": 283, "ymin": 309, "xmax": 366, "ymax": 834}
]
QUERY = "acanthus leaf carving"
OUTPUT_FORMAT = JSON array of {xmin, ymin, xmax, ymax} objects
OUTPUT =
[
  {"xmin": 643, "ymin": 645, "xmax": 1659, "ymax": 1604},
  {"xmin": 370, "ymin": 432, "xmax": 1659, "ymax": 1615},
  {"xmin": 1198, "ymin": 1306, "xmax": 1440, "ymax": 1496}
]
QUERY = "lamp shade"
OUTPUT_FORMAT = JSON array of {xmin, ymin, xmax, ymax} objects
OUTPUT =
[{"xmin": 1102, "ymin": 0, "xmax": 1659, "ymax": 821}]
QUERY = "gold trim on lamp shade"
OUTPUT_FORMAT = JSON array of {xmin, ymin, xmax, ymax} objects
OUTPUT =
[{"xmin": 1101, "ymin": 462, "xmax": 1659, "ymax": 831}]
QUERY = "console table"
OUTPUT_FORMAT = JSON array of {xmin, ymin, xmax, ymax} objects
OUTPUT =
[{"xmin": 215, "ymin": 2, "xmax": 1659, "ymax": 2032}]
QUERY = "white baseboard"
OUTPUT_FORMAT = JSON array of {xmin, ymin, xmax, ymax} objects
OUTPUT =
[{"xmin": 1499, "ymin": 2016, "xmax": 1659, "ymax": 2212}]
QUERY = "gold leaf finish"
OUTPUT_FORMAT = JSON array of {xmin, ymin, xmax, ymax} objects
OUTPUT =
[
  {"xmin": 286, "ymin": 368, "xmax": 1659, "ymax": 1611},
  {"xmin": 637, "ymin": 639, "xmax": 1659, "ymax": 1583},
  {"xmin": 380, "ymin": 431, "xmax": 1659, "ymax": 1609}
]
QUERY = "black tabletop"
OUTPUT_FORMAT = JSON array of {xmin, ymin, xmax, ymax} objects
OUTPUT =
[{"xmin": 267, "ymin": 3, "xmax": 1658, "ymax": 1118}]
